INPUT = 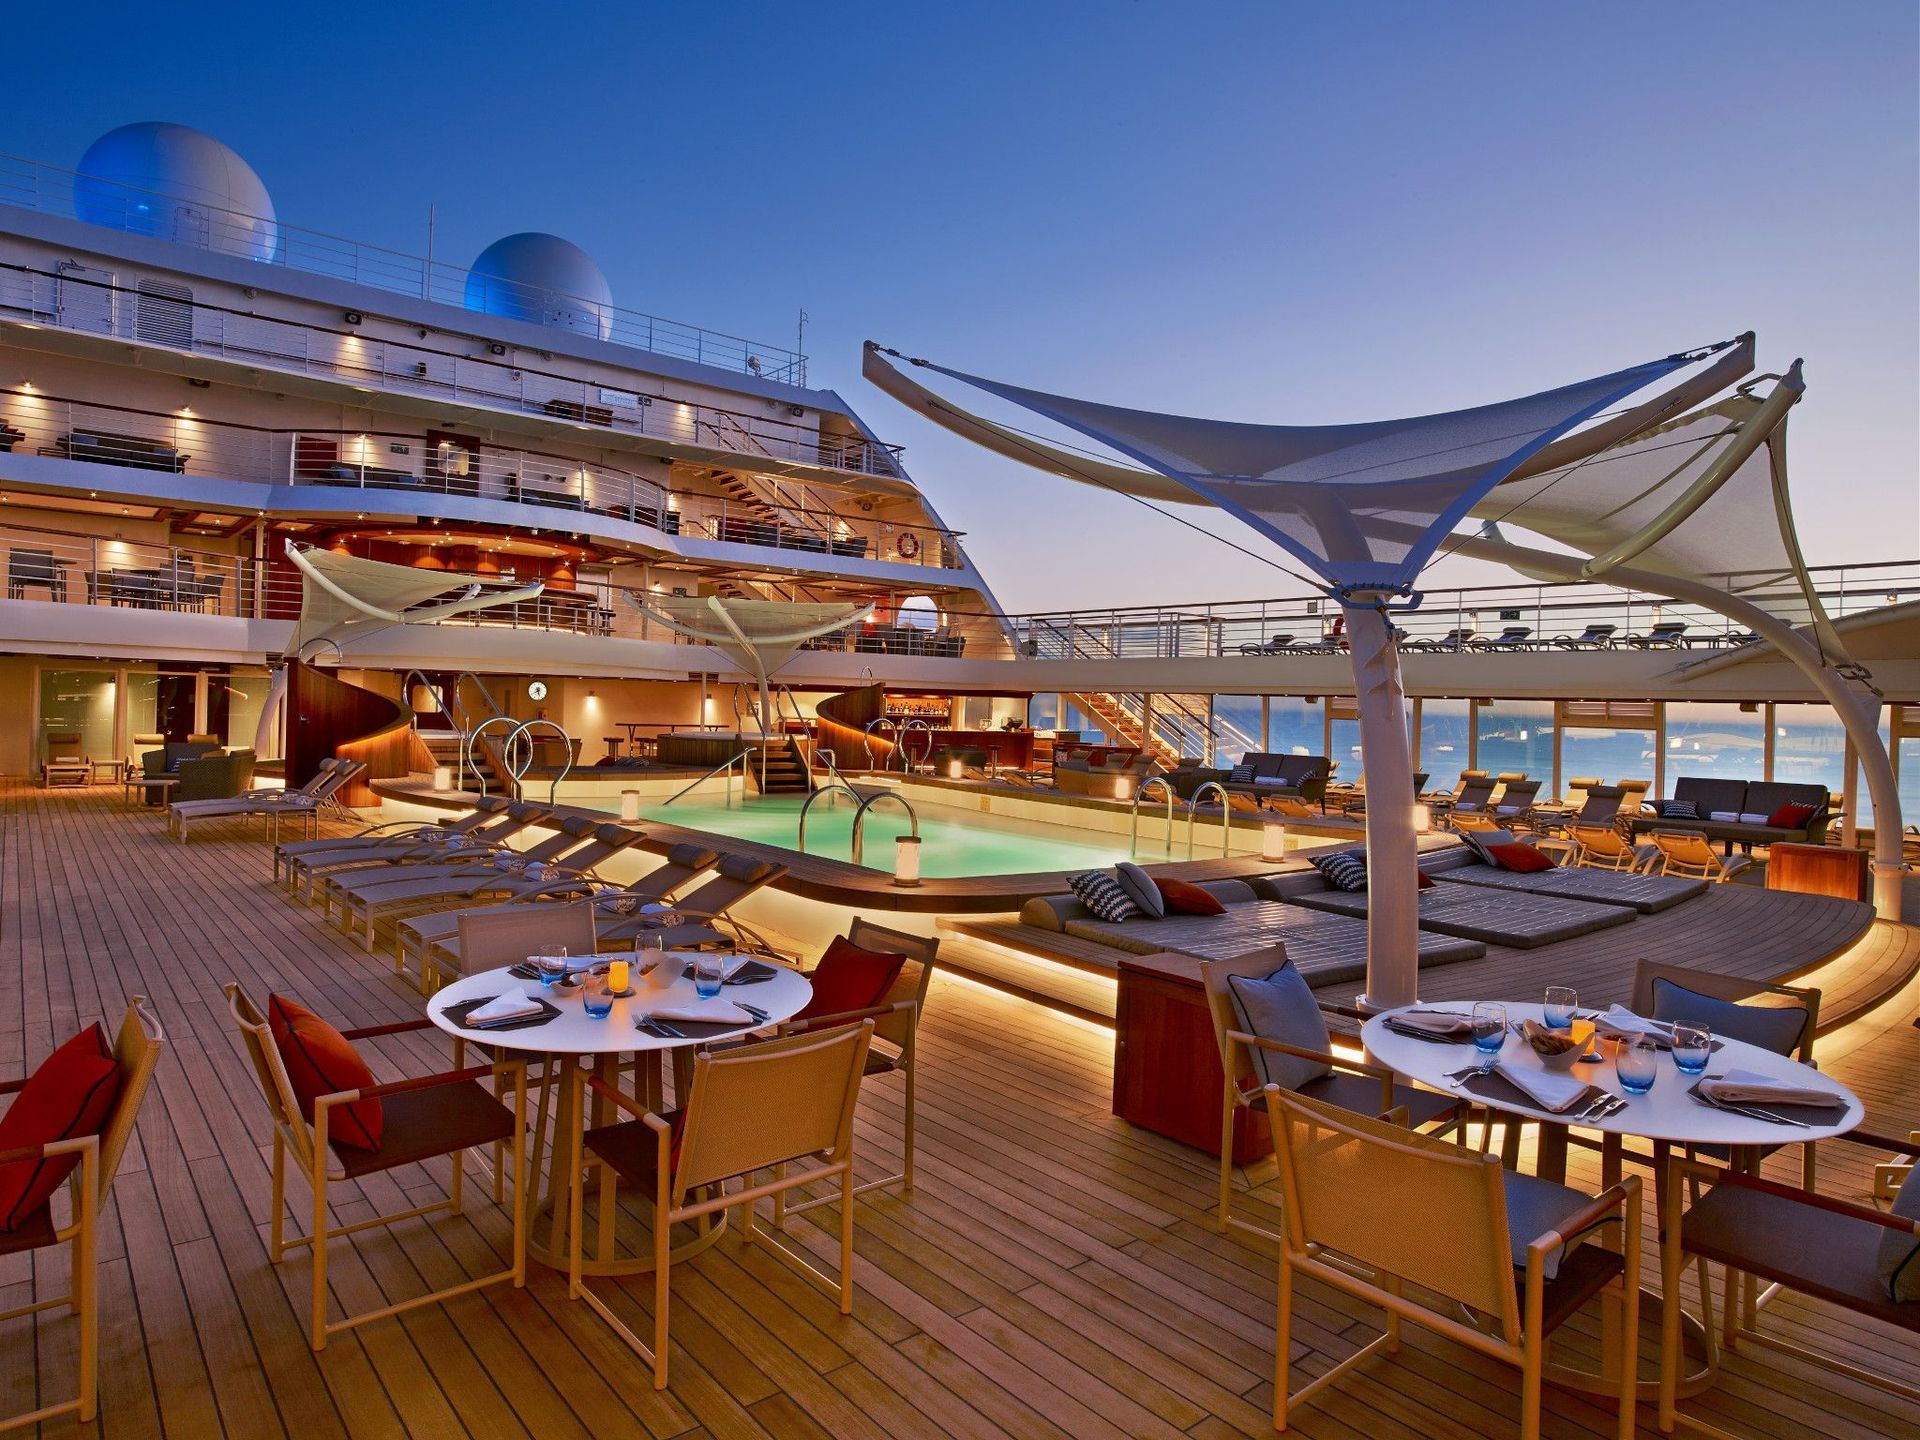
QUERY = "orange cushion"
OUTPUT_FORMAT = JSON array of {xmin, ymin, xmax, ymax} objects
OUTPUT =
[
  {"xmin": 1153, "ymin": 878, "xmax": 1226, "ymax": 915},
  {"xmin": 1417, "ymin": 870, "xmax": 1436, "ymax": 889},
  {"xmin": 1485, "ymin": 843, "xmax": 1553, "ymax": 873},
  {"xmin": 268, "ymin": 996, "xmax": 382, "ymax": 1152},
  {"xmin": 0, "ymin": 1025, "xmax": 122, "ymax": 1231},
  {"xmin": 798, "ymin": 936, "xmax": 907, "ymax": 1022}
]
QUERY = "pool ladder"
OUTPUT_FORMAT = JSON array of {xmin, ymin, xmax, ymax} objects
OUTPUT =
[
  {"xmin": 1129, "ymin": 777, "xmax": 1232, "ymax": 858},
  {"xmin": 794, "ymin": 784, "xmax": 920, "ymax": 868}
]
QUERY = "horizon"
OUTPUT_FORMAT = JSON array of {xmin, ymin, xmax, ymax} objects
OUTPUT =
[{"xmin": 5, "ymin": 1, "xmax": 1913, "ymax": 612}]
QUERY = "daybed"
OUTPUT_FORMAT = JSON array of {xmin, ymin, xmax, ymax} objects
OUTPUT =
[
  {"xmin": 1279, "ymin": 876, "xmax": 1635, "ymax": 949},
  {"xmin": 1425, "ymin": 845, "xmax": 1707, "ymax": 912}
]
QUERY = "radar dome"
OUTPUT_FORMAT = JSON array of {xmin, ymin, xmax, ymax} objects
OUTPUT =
[
  {"xmin": 464, "ymin": 232, "xmax": 612, "ymax": 339},
  {"xmin": 73, "ymin": 122, "xmax": 279, "ymax": 262}
]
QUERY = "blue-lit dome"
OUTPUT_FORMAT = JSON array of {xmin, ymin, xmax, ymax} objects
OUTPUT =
[
  {"xmin": 73, "ymin": 122, "xmax": 279, "ymax": 261},
  {"xmin": 463, "ymin": 232, "xmax": 613, "ymax": 339}
]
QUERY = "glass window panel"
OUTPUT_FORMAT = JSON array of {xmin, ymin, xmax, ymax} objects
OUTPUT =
[
  {"xmin": 1330, "ymin": 718, "xmax": 1364, "ymax": 779},
  {"xmin": 220, "ymin": 666, "xmax": 271, "ymax": 751},
  {"xmin": 1771, "ymin": 703, "xmax": 1847, "ymax": 804},
  {"xmin": 1266, "ymin": 696, "xmax": 1324, "ymax": 759},
  {"xmin": 1663, "ymin": 703, "xmax": 1767, "ymax": 786},
  {"xmin": 1212, "ymin": 695, "xmax": 1261, "ymax": 767},
  {"xmin": 126, "ymin": 671, "xmax": 197, "ymax": 742},
  {"xmin": 1419, "ymin": 699, "xmax": 1470, "ymax": 794},
  {"xmin": 38, "ymin": 669, "xmax": 116, "ymax": 764},
  {"xmin": 1476, "ymin": 700, "xmax": 1553, "ymax": 784},
  {"xmin": 1561, "ymin": 727, "xmax": 1655, "ymax": 794}
]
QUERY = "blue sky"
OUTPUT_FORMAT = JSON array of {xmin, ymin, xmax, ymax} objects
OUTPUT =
[{"xmin": 4, "ymin": 2, "xmax": 1913, "ymax": 612}]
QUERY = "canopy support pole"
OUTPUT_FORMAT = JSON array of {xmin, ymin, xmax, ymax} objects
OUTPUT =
[{"xmin": 1344, "ymin": 603, "xmax": 1421, "ymax": 1010}]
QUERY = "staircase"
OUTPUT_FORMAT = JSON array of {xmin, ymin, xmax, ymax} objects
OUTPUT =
[
  {"xmin": 751, "ymin": 736, "xmax": 813, "ymax": 794},
  {"xmin": 1067, "ymin": 693, "xmax": 1184, "ymax": 768}
]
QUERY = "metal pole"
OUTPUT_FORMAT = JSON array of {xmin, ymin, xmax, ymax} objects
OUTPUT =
[{"xmin": 1344, "ymin": 602, "xmax": 1421, "ymax": 1011}]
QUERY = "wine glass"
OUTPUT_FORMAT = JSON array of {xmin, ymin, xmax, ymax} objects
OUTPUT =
[
  {"xmin": 1543, "ymin": 986, "xmax": 1577, "ymax": 1030},
  {"xmin": 1471, "ymin": 1002, "xmax": 1508, "ymax": 1071},
  {"xmin": 1671, "ymin": 1024, "xmax": 1712, "ymax": 1076},
  {"xmin": 1616, "ymin": 1036, "xmax": 1660, "ymax": 1095}
]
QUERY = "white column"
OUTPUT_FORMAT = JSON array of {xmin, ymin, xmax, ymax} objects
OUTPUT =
[{"xmin": 1345, "ymin": 604, "xmax": 1420, "ymax": 1011}]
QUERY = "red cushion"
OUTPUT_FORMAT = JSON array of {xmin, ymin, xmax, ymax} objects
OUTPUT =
[
  {"xmin": 268, "ymin": 996, "xmax": 382, "ymax": 1152},
  {"xmin": 1417, "ymin": 870, "xmax": 1436, "ymax": 889},
  {"xmin": 1485, "ymin": 843, "xmax": 1553, "ymax": 873},
  {"xmin": 0, "ymin": 1025, "xmax": 122, "ymax": 1231},
  {"xmin": 1768, "ymin": 802, "xmax": 1818, "ymax": 829},
  {"xmin": 1154, "ymin": 878, "xmax": 1226, "ymax": 915},
  {"xmin": 798, "ymin": 936, "xmax": 907, "ymax": 1022}
]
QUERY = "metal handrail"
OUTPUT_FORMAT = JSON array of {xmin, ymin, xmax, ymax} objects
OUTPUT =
[
  {"xmin": 463, "ymin": 716, "xmax": 521, "ymax": 799},
  {"xmin": 899, "ymin": 718, "xmax": 935, "ymax": 770},
  {"xmin": 814, "ymin": 746, "xmax": 853, "ymax": 791},
  {"xmin": 796, "ymin": 783, "xmax": 862, "ymax": 853},
  {"xmin": 850, "ymin": 790, "xmax": 920, "ymax": 867},
  {"xmin": 863, "ymin": 717, "xmax": 899, "ymax": 770},
  {"xmin": 1130, "ymin": 776, "xmax": 1178, "ymax": 858},
  {"xmin": 1186, "ymin": 781, "xmax": 1233, "ymax": 859},
  {"xmin": 500, "ymin": 719, "xmax": 574, "ymax": 805},
  {"xmin": 661, "ymin": 750, "xmax": 752, "ymax": 808}
]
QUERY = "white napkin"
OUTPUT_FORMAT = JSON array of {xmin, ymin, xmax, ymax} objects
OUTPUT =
[
  {"xmin": 648, "ymin": 1001, "xmax": 758, "ymax": 1026},
  {"xmin": 1388, "ymin": 1010, "xmax": 1473, "ymax": 1037},
  {"xmin": 467, "ymin": 988, "xmax": 544, "ymax": 1024},
  {"xmin": 1494, "ymin": 1060, "xmax": 1594, "ymax": 1114},
  {"xmin": 1698, "ymin": 1068, "xmax": 1844, "ymax": 1110},
  {"xmin": 528, "ymin": 953, "xmax": 596, "ymax": 973},
  {"xmin": 1594, "ymin": 1006, "xmax": 1674, "ymax": 1041}
]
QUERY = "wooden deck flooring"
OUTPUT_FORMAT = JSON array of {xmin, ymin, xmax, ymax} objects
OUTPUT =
[{"xmin": 1, "ymin": 781, "xmax": 1916, "ymax": 1439}]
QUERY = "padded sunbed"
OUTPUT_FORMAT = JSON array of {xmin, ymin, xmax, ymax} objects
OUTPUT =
[
  {"xmin": 1285, "ymin": 884, "xmax": 1633, "ymax": 949},
  {"xmin": 1433, "ymin": 863, "xmax": 1708, "ymax": 913}
]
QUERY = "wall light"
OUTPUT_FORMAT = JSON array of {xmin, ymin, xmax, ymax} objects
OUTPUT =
[
  {"xmin": 342, "ymin": 310, "xmax": 363, "ymax": 326},
  {"xmin": 892, "ymin": 835, "xmax": 922, "ymax": 887},
  {"xmin": 1261, "ymin": 820, "xmax": 1289, "ymax": 862}
]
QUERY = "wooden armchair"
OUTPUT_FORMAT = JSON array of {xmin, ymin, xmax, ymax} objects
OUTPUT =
[
  {"xmin": 1269, "ymin": 1089, "xmax": 1641, "ymax": 1439},
  {"xmin": 566, "ymin": 1021, "xmax": 874, "ymax": 1388},
  {"xmin": 1199, "ymin": 948, "xmax": 1471, "ymax": 1243},
  {"xmin": 775, "ymin": 917, "xmax": 938, "ymax": 1211},
  {"xmin": 223, "ymin": 983, "xmax": 527, "ymax": 1350},
  {"xmin": 0, "ymin": 998, "xmax": 164, "ymax": 1431}
]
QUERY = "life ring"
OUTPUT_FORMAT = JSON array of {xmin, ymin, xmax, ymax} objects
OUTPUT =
[{"xmin": 896, "ymin": 531, "xmax": 920, "ymax": 559}]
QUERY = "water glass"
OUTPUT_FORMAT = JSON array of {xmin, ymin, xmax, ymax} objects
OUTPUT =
[
  {"xmin": 537, "ymin": 946, "xmax": 569, "ymax": 988},
  {"xmin": 1671, "ymin": 1024, "xmax": 1712, "ymax": 1076},
  {"xmin": 582, "ymin": 978, "xmax": 614, "ymax": 1020},
  {"xmin": 1543, "ymin": 986, "xmax": 1578, "ymax": 1030},
  {"xmin": 1616, "ymin": 1036, "xmax": 1660, "ymax": 1094},
  {"xmin": 693, "ymin": 952, "xmax": 726, "ymax": 1000},
  {"xmin": 1471, "ymin": 1003, "xmax": 1508, "ymax": 1066}
]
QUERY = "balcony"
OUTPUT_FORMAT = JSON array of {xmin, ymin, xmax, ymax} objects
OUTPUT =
[
  {"xmin": 0, "ymin": 390, "xmax": 967, "ymax": 571},
  {"xmin": 0, "ymin": 150, "xmax": 809, "ymax": 383},
  {"xmin": 0, "ymin": 264, "xmax": 906, "ymax": 480}
]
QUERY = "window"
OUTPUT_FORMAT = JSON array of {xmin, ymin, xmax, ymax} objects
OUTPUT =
[
  {"xmin": 1664, "ymin": 703, "xmax": 1767, "ymax": 785},
  {"xmin": 1212, "ymin": 695, "xmax": 1261, "ymax": 766},
  {"xmin": 1476, "ymin": 700, "xmax": 1553, "ymax": 785},
  {"xmin": 37, "ymin": 669, "xmax": 116, "ymax": 763},
  {"xmin": 1419, "ymin": 699, "xmax": 1470, "ymax": 794},
  {"xmin": 1267, "ymin": 696, "xmax": 1325, "ymax": 759}
]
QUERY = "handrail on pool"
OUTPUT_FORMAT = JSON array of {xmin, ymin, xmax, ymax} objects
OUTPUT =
[
  {"xmin": 662, "ymin": 749, "xmax": 752, "ymax": 807},
  {"xmin": 796, "ymin": 782, "xmax": 863, "ymax": 854},
  {"xmin": 1130, "ymin": 775, "xmax": 1177, "ymax": 857},
  {"xmin": 850, "ymin": 789, "xmax": 920, "ymax": 867},
  {"xmin": 1186, "ymin": 780, "xmax": 1232, "ymax": 859}
]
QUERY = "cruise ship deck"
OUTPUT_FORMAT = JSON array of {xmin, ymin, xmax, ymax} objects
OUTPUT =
[{"xmin": 3, "ymin": 783, "xmax": 1915, "ymax": 1439}]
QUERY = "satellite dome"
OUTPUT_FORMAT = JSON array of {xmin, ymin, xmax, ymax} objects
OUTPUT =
[
  {"xmin": 464, "ymin": 232, "xmax": 612, "ymax": 339},
  {"xmin": 73, "ymin": 122, "xmax": 279, "ymax": 261}
]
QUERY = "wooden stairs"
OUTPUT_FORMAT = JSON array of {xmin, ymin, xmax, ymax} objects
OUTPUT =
[
  {"xmin": 750, "ymin": 736, "xmax": 813, "ymax": 794},
  {"xmin": 1065, "ymin": 692, "xmax": 1185, "ymax": 768}
]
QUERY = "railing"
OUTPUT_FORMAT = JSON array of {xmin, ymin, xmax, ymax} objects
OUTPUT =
[
  {"xmin": 0, "ymin": 262, "xmax": 902, "ymax": 476},
  {"xmin": 1129, "ymin": 776, "xmax": 1178, "ymax": 858},
  {"xmin": 0, "ymin": 151, "xmax": 809, "ymax": 384}
]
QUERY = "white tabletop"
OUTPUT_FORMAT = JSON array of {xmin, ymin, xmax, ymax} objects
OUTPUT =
[
  {"xmin": 1362, "ymin": 1000, "xmax": 1863, "ymax": 1148},
  {"xmin": 427, "ymin": 954, "xmax": 813, "ymax": 1056}
]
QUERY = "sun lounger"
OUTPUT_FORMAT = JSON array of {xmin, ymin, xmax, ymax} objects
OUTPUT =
[
  {"xmin": 1236, "ymin": 633, "xmax": 1294, "ymax": 655},
  {"xmin": 1475, "ymin": 625, "xmax": 1534, "ymax": 650},
  {"xmin": 1284, "ymin": 882, "xmax": 1634, "ymax": 949},
  {"xmin": 1623, "ymin": 620, "xmax": 1690, "ymax": 648},
  {"xmin": 167, "ymin": 758, "xmax": 365, "ymax": 843},
  {"xmin": 1553, "ymin": 622, "xmax": 1618, "ymax": 649},
  {"xmin": 273, "ymin": 795, "xmax": 516, "ymax": 886},
  {"xmin": 596, "ymin": 853, "xmax": 791, "ymax": 950}
]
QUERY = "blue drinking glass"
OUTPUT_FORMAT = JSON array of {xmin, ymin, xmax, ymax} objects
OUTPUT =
[
  {"xmin": 536, "ymin": 947, "xmax": 568, "ymax": 989},
  {"xmin": 1671, "ymin": 1024, "xmax": 1711, "ymax": 1076},
  {"xmin": 1617, "ymin": 1037, "xmax": 1659, "ymax": 1095},
  {"xmin": 582, "ymin": 980, "xmax": 614, "ymax": 1020},
  {"xmin": 693, "ymin": 953, "xmax": 725, "ymax": 1000},
  {"xmin": 1471, "ymin": 1003, "xmax": 1507, "ymax": 1070},
  {"xmin": 1543, "ymin": 986, "xmax": 1577, "ymax": 1030}
]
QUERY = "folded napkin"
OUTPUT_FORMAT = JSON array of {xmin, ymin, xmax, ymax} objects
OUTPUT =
[
  {"xmin": 1698, "ymin": 1068, "xmax": 1845, "ymax": 1111},
  {"xmin": 1387, "ymin": 1010, "xmax": 1473, "ymax": 1037},
  {"xmin": 1594, "ymin": 1006, "xmax": 1674, "ymax": 1041},
  {"xmin": 1493, "ymin": 1060, "xmax": 1595, "ymax": 1114},
  {"xmin": 647, "ymin": 1001, "xmax": 759, "ymax": 1026},
  {"xmin": 466, "ymin": 988, "xmax": 545, "ymax": 1025},
  {"xmin": 527, "ymin": 953, "xmax": 597, "ymax": 973}
]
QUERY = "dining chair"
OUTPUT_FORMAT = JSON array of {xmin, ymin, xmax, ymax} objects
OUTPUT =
[
  {"xmin": 1200, "ymin": 948, "xmax": 1472, "ymax": 1243},
  {"xmin": 0, "ymin": 999, "xmax": 164, "ymax": 1430},
  {"xmin": 566, "ymin": 1020, "xmax": 874, "ymax": 1388},
  {"xmin": 223, "ymin": 982, "xmax": 527, "ymax": 1350},
  {"xmin": 774, "ymin": 917, "xmax": 938, "ymax": 1213},
  {"xmin": 1266, "ymin": 1088, "xmax": 1641, "ymax": 1439}
]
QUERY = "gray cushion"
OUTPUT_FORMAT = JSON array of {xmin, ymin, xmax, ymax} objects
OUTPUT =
[
  {"xmin": 666, "ymin": 844, "xmax": 720, "ymax": 871},
  {"xmin": 1877, "ymin": 1166, "xmax": 1920, "ymax": 1302},
  {"xmin": 1067, "ymin": 871, "xmax": 1140, "ymax": 923},
  {"xmin": 1648, "ymin": 977, "xmax": 1808, "ymax": 1057},
  {"xmin": 1672, "ymin": 777, "xmax": 1747, "ymax": 816},
  {"xmin": 1226, "ymin": 964, "xmax": 1332, "ymax": 1091},
  {"xmin": 1460, "ymin": 828, "xmax": 1519, "ymax": 865},
  {"xmin": 1504, "ymin": 1170, "xmax": 1619, "ymax": 1281},
  {"xmin": 1113, "ymin": 862, "xmax": 1165, "ymax": 919},
  {"xmin": 1019, "ymin": 894, "xmax": 1087, "ymax": 931}
]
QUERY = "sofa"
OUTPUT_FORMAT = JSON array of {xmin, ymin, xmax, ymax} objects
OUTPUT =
[
  {"xmin": 1226, "ymin": 753, "xmax": 1332, "ymax": 809},
  {"xmin": 172, "ymin": 748, "xmax": 257, "ymax": 803},
  {"xmin": 1052, "ymin": 745, "xmax": 1158, "ymax": 799},
  {"xmin": 1631, "ymin": 777, "xmax": 1832, "ymax": 850},
  {"xmin": 56, "ymin": 429, "xmax": 188, "ymax": 473}
]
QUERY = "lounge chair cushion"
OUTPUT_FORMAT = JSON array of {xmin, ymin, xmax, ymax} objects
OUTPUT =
[
  {"xmin": 1067, "ymin": 871, "xmax": 1141, "ymax": 923},
  {"xmin": 1310, "ymin": 850, "xmax": 1369, "ymax": 892},
  {"xmin": 268, "ymin": 996, "xmax": 382, "ymax": 1152},
  {"xmin": 797, "ymin": 935, "xmax": 906, "ymax": 1023},
  {"xmin": 1155, "ymin": 878, "xmax": 1226, "ymax": 915},
  {"xmin": 1485, "ymin": 843, "xmax": 1553, "ymax": 873},
  {"xmin": 716, "ymin": 855, "xmax": 781, "ymax": 885},
  {"xmin": 1460, "ymin": 828, "xmax": 1520, "ymax": 864},
  {"xmin": 0, "ymin": 1024, "xmax": 122, "ymax": 1231},
  {"xmin": 1226, "ymin": 962, "xmax": 1331, "ymax": 1091},
  {"xmin": 1876, "ymin": 1167, "xmax": 1920, "ymax": 1302},
  {"xmin": 1113, "ymin": 862, "xmax": 1165, "ymax": 919},
  {"xmin": 1435, "ymin": 865, "xmax": 1707, "ymax": 913},
  {"xmin": 1647, "ymin": 978, "xmax": 1808, "ymax": 1057},
  {"xmin": 666, "ymin": 844, "xmax": 720, "ymax": 872},
  {"xmin": 1291, "ymin": 886, "xmax": 1633, "ymax": 949}
]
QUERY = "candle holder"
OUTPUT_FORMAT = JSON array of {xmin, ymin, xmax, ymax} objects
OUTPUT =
[{"xmin": 893, "ymin": 834, "xmax": 923, "ymax": 887}]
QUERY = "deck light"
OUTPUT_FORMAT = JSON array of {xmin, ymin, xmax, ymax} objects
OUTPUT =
[
  {"xmin": 893, "ymin": 835, "xmax": 922, "ymax": 887},
  {"xmin": 1262, "ymin": 820, "xmax": 1288, "ymax": 862},
  {"xmin": 620, "ymin": 790, "xmax": 642, "ymax": 822},
  {"xmin": 1412, "ymin": 804, "xmax": 1433, "ymax": 835},
  {"xmin": 432, "ymin": 764, "xmax": 454, "ymax": 792}
]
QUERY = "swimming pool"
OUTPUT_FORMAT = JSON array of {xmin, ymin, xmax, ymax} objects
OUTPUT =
[{"xmin": 623, "ymin": 792, "xmax": 1133, "ymax": 877}]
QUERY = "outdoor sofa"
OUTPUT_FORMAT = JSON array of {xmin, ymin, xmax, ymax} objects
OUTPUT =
[{"xmin": 1630, "ymin": 777, "xmax": 1832, "ymax": 850}]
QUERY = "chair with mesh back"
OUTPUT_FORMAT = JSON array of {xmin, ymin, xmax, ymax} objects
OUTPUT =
[
  {"xmin": 1569, "ymin": 823, "xmax": 1651, "ymax": 872},
  {"xmin": 1266, "ymin": 1088, "xmax": 1640, "ymax": 1438},
  {"xmin": 1647, "ymin": 829, "xmax": 1752, "ymax": 883},
  {"xmin": 0, "ymin": 999, "xmax": 164, "ymax": 1430},
  {"xmin": 566, "ymin": 1021, "xmax": 873, "ymax": 1389}
]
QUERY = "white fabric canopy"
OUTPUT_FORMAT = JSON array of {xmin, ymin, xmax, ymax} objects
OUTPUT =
[
  {"xmin": 287, "ymin": 543, "xmax": 543, "ymax": 657},
  {"xmin": 894, "ymin": 344, "xmax": 1735, "ymax": 595},
  {"xmin": 635, "ymin": 594, "xmax": 876, "ymax": 680}
]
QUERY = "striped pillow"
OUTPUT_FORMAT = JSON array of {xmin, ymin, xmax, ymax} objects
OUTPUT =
[
  {"xmin": 1068, "ymin": 871, "xmax": 1142, "ymax": 923},
  {"xmin": 1228, "ymin": 763, "xmax": 1256, "ymax": 784},
  {"xmin": 1662, "ymin": 799, "xmax": 1699, "ymax": 820},
  {"xmin": 1310, "ymin": 850, "xmax": 1369, "ymax": 892}
]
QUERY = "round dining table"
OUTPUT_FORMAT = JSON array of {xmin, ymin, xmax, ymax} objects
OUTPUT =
[
  {"xmin": 1362, "ymin": 999, "xmax": 1863, "ymax": 1400},
  {"xmin": 428, "ymin": 956, "xmax": 813, "ymax": 1275}
]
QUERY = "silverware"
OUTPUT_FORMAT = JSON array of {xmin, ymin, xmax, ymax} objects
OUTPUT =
[
  {"xmin": 1692, "ymin": 1092, "xmax": 1810, "ymax": 1127},
  {"xmin": 737, "ymin": 1002, "xmax": 769, "ymax": 1023}
]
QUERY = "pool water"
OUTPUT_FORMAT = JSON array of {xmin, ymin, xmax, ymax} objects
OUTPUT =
[{"xmin": 628, "ymin": 793, "xmax": 1132, "ymax": 877}]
